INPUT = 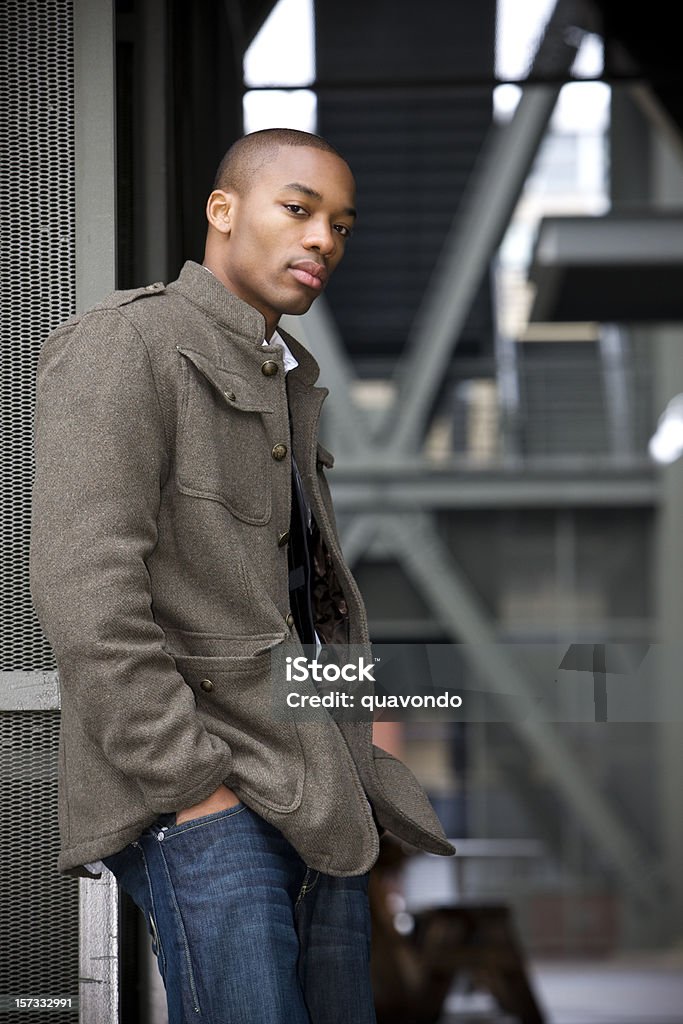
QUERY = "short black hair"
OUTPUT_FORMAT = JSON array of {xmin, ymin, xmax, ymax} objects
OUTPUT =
[{"xmin": 213, "ymin": 128, "xmax": 347, "ymax": 194}]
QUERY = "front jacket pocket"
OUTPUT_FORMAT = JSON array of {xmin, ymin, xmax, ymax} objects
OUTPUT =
[
  {"xmin": 175, "ymin": 346, "xmax": 274, "ymax": 525},
  {"xmin": 172, "ymin": 645, "xmax": 305, "ymax": 813}
]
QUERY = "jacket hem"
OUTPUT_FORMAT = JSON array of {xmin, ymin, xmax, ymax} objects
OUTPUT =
[{"xmin": 58, "ymin": 819, "xmax": 155, "ymax": 877}]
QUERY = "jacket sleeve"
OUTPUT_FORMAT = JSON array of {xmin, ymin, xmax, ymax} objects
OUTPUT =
[{"xmin": 30, "ymin": 307, "xmax": 234, "ymax": 812}]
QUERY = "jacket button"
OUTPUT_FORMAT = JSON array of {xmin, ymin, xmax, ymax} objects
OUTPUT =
[
  {"xmin": 261, "ymin": 360, "xmax": 278, "ymax": 376},
  {"xmin": 286, "ymin": 612, "xmax": 295, "ymax": 628},
  {"xmin": 200, "ymin": 678, "xmax": 214, "ymax": 693},
  {"xmin": 223, "ymin": 390, "xmax": 236, "ymax": 402},
  {"xmin": 277, "ymin": 530, "xmax": 290, "ymax": 547},
  {"xmin": 272, "ymin": 443, "xmax": 288, "ymax": 461}
]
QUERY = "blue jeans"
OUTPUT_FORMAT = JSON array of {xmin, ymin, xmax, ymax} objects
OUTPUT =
[{"xmin": 102, "ymin": 802, "xmax": 377, "ymax": 1024}]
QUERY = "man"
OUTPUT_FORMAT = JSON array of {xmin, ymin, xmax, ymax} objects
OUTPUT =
[{"xmin": 30, "ymin": 128, "xmax": 454, "ymax": 1024}]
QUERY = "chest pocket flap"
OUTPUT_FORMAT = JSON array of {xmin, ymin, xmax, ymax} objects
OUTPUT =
[
  {"xmin": 175, "ymin": 345, "xmax": 274, "ymax": 524},
  {"xmin": 177, "ymin": 345, "xmax": 274, "ymax": 413}
]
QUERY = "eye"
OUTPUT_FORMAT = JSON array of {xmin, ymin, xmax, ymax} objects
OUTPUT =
[
  {"xmin": 284, "ymin": 204, "xmax": 307, "ymax": 216},
  {"xmin": 334, "ymin": 224, "xmax": 352, "ymax": 239}
]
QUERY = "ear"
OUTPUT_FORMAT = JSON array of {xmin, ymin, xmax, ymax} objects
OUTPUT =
[{"xmin": 205, "ymin": 189, "xmax": 235, "ymax": 235}]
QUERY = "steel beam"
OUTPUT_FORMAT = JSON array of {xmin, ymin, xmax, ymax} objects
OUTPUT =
[
  {"xmin": 73, "ymin": 4, "xmax": 120, "ymax": 1020},
  {"xmin": 327, "ymin": 468, "xmax": 657, "ymax": 509},
  {"xmin": 630, "ymin": 83, "xmax": 683, "ymax": 174},
  {"xmin": 139, "ymin": 0, "xmax": 170, "ymax": 283},
  {"xmin": 79, "ymin": 876, "xmax": 120, "ymax": 1024},
  {"xmin": 338, "ymin": 514, "xmax": 381, "ymax": 568},
  {"xmin": 0, "ymin": 671, "xmax": 60, "ymax": 710},
  {"xmin": 74, "ymin": 0, "xmax": 116, "ymax": 310}
]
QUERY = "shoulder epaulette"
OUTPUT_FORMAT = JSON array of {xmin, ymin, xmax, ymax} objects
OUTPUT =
[
  {"xmin": 44, "ymin": 282, "xmax": 168, "ymax": 338},
  {"xmin": 93, "ymin": 281, "xmax": 167, "ymax": 310}
]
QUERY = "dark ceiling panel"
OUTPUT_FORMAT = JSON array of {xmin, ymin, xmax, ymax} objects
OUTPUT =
[
  {"xmin": 316, "ymin": 0, "xmax": 494, "ymax": 83},
  {"xmin": 315, "ymin": 0, "xmax": 496, "ymax": 372}
]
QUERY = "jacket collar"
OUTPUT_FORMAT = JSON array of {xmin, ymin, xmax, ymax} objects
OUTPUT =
[
  {"xmin": 168, "ymin": 260, "xmax": 322, "ymax": 387},
  {"xmin": 169, "ymin": 260, "xmax": 266, "ymax": 341}
]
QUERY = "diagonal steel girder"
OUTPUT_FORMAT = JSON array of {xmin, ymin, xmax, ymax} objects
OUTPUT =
[
  {"xmin": 381, "ymin": 0, "xmax": 595, "ymax": 454},
  {"xmin": 380, "ymin": 511, "xmax": 666, "ymax": 912},
  {"xmin": 338, "ymin": 513, "xmax": 382, "ymax": 567}
]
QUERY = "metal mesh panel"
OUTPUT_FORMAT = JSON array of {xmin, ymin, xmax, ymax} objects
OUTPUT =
[
  {"xmin": 0, "ymin": 0, "xmax": 75, "ymax": 671},
  {"xmin": 0, "ymin": 712, "xmax": 79, "ymax": 1022},
  {"xmin": 0, "ymin": 1, "xmax": 80, "ymax": 1016}
]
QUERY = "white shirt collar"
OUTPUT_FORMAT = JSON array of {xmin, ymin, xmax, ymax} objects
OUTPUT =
[{"xmin": 263, "ymin": 331, "xmax": 299, "ymax": 374}]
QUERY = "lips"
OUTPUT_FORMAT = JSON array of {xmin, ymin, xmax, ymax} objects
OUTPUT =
[{"xmin": 289, "ymin": 260, "xmax": 328, "ymax": 291}]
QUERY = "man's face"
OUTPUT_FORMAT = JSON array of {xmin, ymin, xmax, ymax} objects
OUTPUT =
[{"xmin": 215, "ymin": 147, "xmax": 356, "ymax": 332}]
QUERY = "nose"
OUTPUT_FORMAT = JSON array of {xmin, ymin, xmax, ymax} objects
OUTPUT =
[{"xmin": 302, "ymin": 216, "xmax": 336, "ymax": 257}]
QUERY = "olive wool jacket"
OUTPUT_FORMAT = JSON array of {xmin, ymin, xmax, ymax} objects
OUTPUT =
[{"xmin": 30, "ymin": 260, "xmax": 454, "ymax": 877}]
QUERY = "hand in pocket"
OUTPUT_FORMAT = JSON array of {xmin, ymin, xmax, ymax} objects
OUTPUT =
[{"xmin": 175, "ymin": 783, "xmax": 241, "ymax": 825}]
